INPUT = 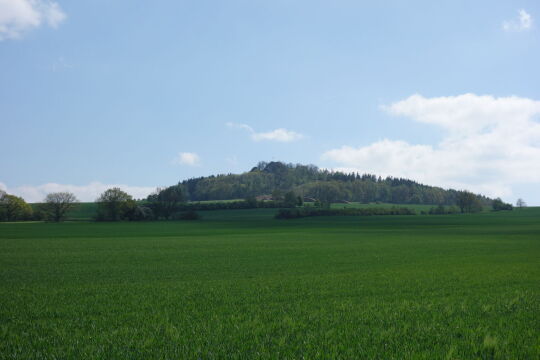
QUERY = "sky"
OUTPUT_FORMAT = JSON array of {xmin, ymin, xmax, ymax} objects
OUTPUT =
[{"xmin": 1, "ymin": 0, "xmax": 539, "ymax": 204}]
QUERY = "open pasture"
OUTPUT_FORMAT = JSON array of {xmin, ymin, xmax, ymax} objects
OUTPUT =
[{"xmin": 0, "ymin": 208, "xmax": 539, "ymax": 359}]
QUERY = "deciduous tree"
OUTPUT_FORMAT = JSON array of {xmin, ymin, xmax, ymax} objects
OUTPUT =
[
  {"xmin": 456, "ymin": 191, "xmax": 483, "ymax": 213},
  {"xmin": 42, "ymin": 192, "xmax": 78, "ymax": 222},
  {"xmin": 283, "ymin": 191, "xmax": 298, "ymax": 208},
  {"xmin": 96, "ymin": 187, "xmax": 133, "ymax": 221},
  {"xmin": 0, "ymin": 193, "xmax": 33, "ymax": 221},
  {"xmin": 151, "ymin": 185, "xmax": 186, "ymax": 219},
  {"xmin": 492, "ymin": 198, "xmax": 513, "ymax": 211}
]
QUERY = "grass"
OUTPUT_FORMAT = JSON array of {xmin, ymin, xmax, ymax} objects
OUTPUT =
[
  {"xmin": 329, "ymin": 201, "xmax": 435, "ymax": 212},
  {"xmin": 0, "ymin": 208, "xmax": 538, "ymax": 358},
  {"xmin": 34, "ymin": 201, "xmax": 461, "ymax": 222}
]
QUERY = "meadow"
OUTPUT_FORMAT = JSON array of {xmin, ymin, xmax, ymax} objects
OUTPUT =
[
  {"xmin": 30, "ymin": 201, "xmax": 446, "ymax": 221},
  {"xmin": 0, "ymin": 208, "xmax": 539, "ymax": 359}
]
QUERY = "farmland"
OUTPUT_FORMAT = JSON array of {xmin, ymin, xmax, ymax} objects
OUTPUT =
[{"xmin": 0, "ymin": 208, "xmax": 539, "ymax": 359}]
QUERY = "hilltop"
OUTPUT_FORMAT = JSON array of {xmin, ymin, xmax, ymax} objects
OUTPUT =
[{"xmin": 178, "ymin": 161, "xmax": 491, "ymax": 206}]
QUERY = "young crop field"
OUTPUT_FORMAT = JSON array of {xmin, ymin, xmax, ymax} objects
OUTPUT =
[
  {"xmin": 0, "ymin": 208, "xmax": 539, "ymax": 359},
  {"xmin": 329, "ymin": 202, "xmax": 440, "ymax": 212},
  {"xmin": 31, "ymin": 201, "xmax": 469, "ymax": 222}
]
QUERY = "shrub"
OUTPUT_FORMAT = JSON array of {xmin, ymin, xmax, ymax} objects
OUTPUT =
[{"xmin": 126, "ymin": 205, "xmax": 154, "ymax": 221}]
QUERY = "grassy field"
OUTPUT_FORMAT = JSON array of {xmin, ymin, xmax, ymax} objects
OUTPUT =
[
  {"xmin": 329, "ymin": 202, "xmax": 441, "ymax": 212},
  {"xmin": 33, "ymin": 201, "xmax": 463, "ymax": 221},
  {"xmin": 0, "ymin": 208, "xmax": 538, "ymax": 359}
]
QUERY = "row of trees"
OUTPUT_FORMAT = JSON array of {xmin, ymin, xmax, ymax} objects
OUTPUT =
[
  {"xmin": 0, "ymin": 190, "xmax": 80, "ymax": 221},
  {"xmin": 276, "ymin": 207, "xmax": 417, "ymax": 219},
  {"xmin": 0, "ymin": 162, "xmax": 525, "ymax": 222}
]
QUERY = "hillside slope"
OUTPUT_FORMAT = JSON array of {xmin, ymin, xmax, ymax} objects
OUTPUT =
[{"xmin": 179, "ymin": 161, "xmax": 491, "ymax": 206}]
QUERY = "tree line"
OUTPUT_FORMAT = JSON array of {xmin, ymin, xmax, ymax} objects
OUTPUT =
[
  {"xmin": 275, "ymin": 207, "xmax": 417, "ymax": 219},
  {"xmin": 1, "ymin": 161, "xmax": 518, "ymax": 222},
  {"xmin": 179, "ymin": 161, "xmax": 494, "ymax": 206}
]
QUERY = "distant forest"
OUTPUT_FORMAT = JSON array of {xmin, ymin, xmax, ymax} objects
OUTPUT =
[
  {"xmin": 0, "ymin": 161, "xmax": 504, "ymax": 222},
  {"xmin": 179, "ymin": 161, "xmax": 492, "ymax": 206}
]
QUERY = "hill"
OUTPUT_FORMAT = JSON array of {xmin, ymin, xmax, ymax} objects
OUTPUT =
[{"xmin": 179, "ymin": 161, "xmax": 491, "ymax": 206}]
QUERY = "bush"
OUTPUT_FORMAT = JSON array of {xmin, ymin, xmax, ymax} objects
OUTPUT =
[{"xmin": 126, "ymin": 205, "xmax": 154, "ymax": 221}]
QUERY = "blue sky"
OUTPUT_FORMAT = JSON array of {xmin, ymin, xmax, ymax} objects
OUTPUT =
[{"xmin": 1, "ymin": 0, "xmax": 539, "ymax": 204}]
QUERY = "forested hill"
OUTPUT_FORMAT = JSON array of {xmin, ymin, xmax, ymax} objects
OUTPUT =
[{"xmin": 178, "ymin": 161, "xmax": 491, "ymax": 206}]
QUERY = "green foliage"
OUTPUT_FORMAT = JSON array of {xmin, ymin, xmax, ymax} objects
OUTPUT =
[
  {"xmin": 428, "ymin": 204, "xmax": 459, "ymax": 215},
  {"xmin": 122, "ymin": 200, "xmax": 155, "ymax": 221},
  {"xmin": 42, "ymin": 192, "xmax": 79, "ymax": 222},
  {"xmin": 0, "ymin": 208, "xmax": 538, "ymax": 358},
  {"xmin": 492, "ymin": 198, "xmax": 513, "ymax": 211},
  {"xmin": 283, "ymin": 191, "xmax": 298, "ymax": 208},
  {"xmin": 41, "ymin": 202, "xmax": 97, "ymax": 221},
  {"xmin": 148, "ymin": 185, "xmax": 186, "ymax": 219},
  {"xmin": 179, "ymin": 161, "xmax": 492, "ymax": 207},
  {"xmin": 244, "ymin": 196, "xmax": 258, "ymax": 208},
  {"xmin": 456, "ymin": 190, "xmax": 484, "ymax": 213},
  {"xmin": 271, "ymin": 189, "xmax": 284, "ymax": 201},
  {"xmin": 0, "ymin": 193, "xmax": 33, "ymax": 221},
  {"xmin": 95, "ymin": 187, "xmax": 133, "ymax": 221},
  {"xmin": 300, "ymin": 181, "xmax": 343, "ymax": 207}
]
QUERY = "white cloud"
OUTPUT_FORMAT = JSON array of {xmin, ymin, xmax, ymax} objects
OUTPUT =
[
  {"xmin": 0, "ymin": 0, "xmax": 66, "ymax": 40},
  {"xmin": 0, "ymin": 182, "xmax": 156, "ymax": 202},
  {"xmin": 226, "ymin": 122, "xmax": 304, "ymax": 142},
  {"xmin": 173, "ymin": 152, "xmax": 200, "ymax": 166},
  {"xmin": 503, "ymin": 9, "xmax": 532, "ymax": 32},
  {"xmin": 252, "ymin": 128, "xmax": 304, "ymax": 142},
  {"xmin": 322, "ymin": 93, "xmax": 540, "ymax": 200},
  {"xmin": 226, "ymin": 122, "xmax": 254, "ymax": 133}
]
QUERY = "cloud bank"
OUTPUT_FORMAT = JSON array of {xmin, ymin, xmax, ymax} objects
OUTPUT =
[
  {"xmin": 0, "ymin": 181, "xmax": 156, "ymax": 202},
  {"xmin": 227, "ymin": 122, "xmax": 304, "ymax": 142},
  {"xmin": 503, "ymin": 9, "xmax": 532, "ymax": 32},
  {"xmin": 322, "ymin": 94, "xmax": 540, "ymax": 199},
  {"xmin": 0, "ymin": 0, "xmax": 66, "ymax": 40}
]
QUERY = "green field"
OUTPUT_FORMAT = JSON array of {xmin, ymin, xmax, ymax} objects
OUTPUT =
[
  {"xmin": 33, "ymin": 201, "xmax": 464, "ymax": 222},
  {"xmin": 0, "ymin": 208, "xmax": 539, "ymax": 358},
  {"xmin": 329, "ymin": 202, "xmax": 442, "ymax": 212}
]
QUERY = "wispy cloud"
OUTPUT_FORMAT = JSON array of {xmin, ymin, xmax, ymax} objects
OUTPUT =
[
  {"xmin": 503, "ymin": 9, "xmax": 532, "ymax": 32},
  {"xmin": 226, "ymin": 122, "xmax": 304, "ymax": 142},
  {"xmin": 173, "ymin": 152, "xmax": 200, "ymax": 166},
  {"xmin": 0, "ymin": 181, "xmax": 156, "ymax": 202},
  {"xmin": 0, "ymin": 0, "xmax": 66, "ymax": 40},
  {"xmin": 323, "ymin": 93, "xmax": 540, "ymax": 200}
]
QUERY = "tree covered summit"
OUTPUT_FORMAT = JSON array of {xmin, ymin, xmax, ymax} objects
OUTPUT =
[{"xmin": 178, "ymin": 161, "xmax": 491, "ymax": 206}]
